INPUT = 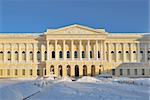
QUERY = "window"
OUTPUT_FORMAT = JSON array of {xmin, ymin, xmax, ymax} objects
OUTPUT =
[
  {"xmin": 7, "ymin": 69, "xmax": 10, "ymax": 76},
  {"xmin": 15, "ymin": 69, "xmax": 18, "ymax": 75},
  {"xmin": 7, "ymin": 51, "xmax": 11, "ymax": 60},
  {"xmin": 0, "ymin": 69, "xmax": 3, "ymax": 76},
  {"xmin": 22, "ymin": 69, "xmax": 25, "ymax": 75},
  {"xmin": 134, "ymin": 69, "xmax": 137, "ymax": 75},
  {"xmin": 30, "ymin": 69, "xmax": 32, "ymax": 75},
  {"xmin": 118, "ymin": 51, "xmax": 122, "ymax": 61},
  {"xmin": 82, "ymin": 51, "xmax": 85, "ymax": 58},
  {"xmin": 22, "ymin": 51, "xmax": 26, "ymax": 61},
  {"xmin": 29, "ymin": 51, "xmax": 33, "ymax": 60},
  {"xmin": 111, "ymin": 51, "xmax": 115, "ymax": 61},
  {"xmin": 14, "ymin": 51, "xmax": 18, "ymax": 60},
  {"xmin": 59, "ymin": 51, "xmax": 63, "ymax": 58},
  {"xmin": 98, "ymin": 51, "xmax": 100, "ymax": 58},
  {"xmin": 52, "ymin": 51, "xmax": 55, "ymax": 58},
  {"xmin": 148, "ymin": 51, "xmax": 150, "ymax": 53},
  {"xmin": 112, "ymin": 69, "xmax": 115, "ymax": 75},
  {"xmin": 74, "ymin": 51, "xmax": 78, "ymax": 58},
  {"xmin": 127, "ymin": 69, "xmax": 130, "ymax": 75},
  {"xmin": 140, "ymin": 51, "xmax": 143, "ymax": 53},
  {"xmin": 67, "ymin": 51, "xmax": 70, "ymax": 58},
  {"xmin": 120, "ymin": 69, "xmax": 123, "ymax": 75},
  {"xmin": 0, "ymin": 51, "xmax": 3, "ymax": 61},
  {"xmin": 133, "ymin": 51, "xmax": 137, "ymax": 60},
  {"xmin": 37, "ymin": 51, "xmax": 40, "ymax": 61},
  {"xmin": 37, "ymin": 69, "xmax": 40, "ymax": 75},
  {"xmin": 142, "ymin": 69, "xmax": 145, "ymax": 75},
  {"xmin": 44, "ymin": 51, "xmax": 47, "ymax": 60},
  {"xmin": 126, "ymin": 51, "xmax": 130, "ymax": 61},
  {"xmin": 90, "ymin": 51, "xmax": 93, "ymax": 58}
]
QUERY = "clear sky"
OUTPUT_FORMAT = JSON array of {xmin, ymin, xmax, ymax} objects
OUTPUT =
[{"xmin": 0, "ymin": 0, "xmax": 149, "ymax": 33}]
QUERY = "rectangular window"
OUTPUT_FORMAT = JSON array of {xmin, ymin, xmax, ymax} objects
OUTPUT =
[
  {"xmin": 112, "ymin": 69, "xmax": 115, "ymax": 75},
  {"xmin": 127, "ymin": 69, "xmax": 130, "ymax": 75},
  {"xmin": 142, "ymin": 69, "xmax": 145, "ymax": 75},
  {"xmin": 120, "ymin": 69, "xmax": 123, "ymax": 75},
  {"xmin": 0, "ymin": 69, "xmax": 3, "ymax": 76},
  {"xmin": 134, "ymin": 69, "xmax": 137, "ymax": 75},
  {"xmin": 30, "ymin": 69, "xmax": 32, "ymax": 75},
  {"xmin": 15, "ymin": 69, "xmax": 18, "ymax": 75},
  {"xmin": 37, "ymin": 69, "xmax": 40, "ymax": 75},
  {"xmin": 22, "ymin": 69, "xmax": 25, "ymax": 75},
  {"xmin": 7, "ymin": 69, "xmax": 10, "ymax": 76}
]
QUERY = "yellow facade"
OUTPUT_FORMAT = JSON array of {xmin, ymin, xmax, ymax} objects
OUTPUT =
[{"xmin": 0, "ymin": 24, "xmax": 150, "ymax": 78}]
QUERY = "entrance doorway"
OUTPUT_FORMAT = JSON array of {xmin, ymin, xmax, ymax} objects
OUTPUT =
[
  {"xmin": 83, "ymin": 65, "xmax": 87, "ymax": 76},
  {"xmin": 75, "ymin": 65, "xmax": 79, "ymax": 77},
  {"xmin": 67, "ymin": 65, "xmax": 71, "ymax": 76},
  {"xmin": 91, "ymin": 65, "xmax": 95, "ymax": 76},
  {"xmin": 58, "ymin": 65, "xmax": 63, "ymax": 77},
  {"xmin": 50, "ymin": 65, "xmax": 54, "ymax": 75}
]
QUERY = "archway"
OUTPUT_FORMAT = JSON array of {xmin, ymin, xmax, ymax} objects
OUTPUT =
[
  {"xmin": 66, "ymin": 65, "xmax": 71, "ymax": 76},
  {"xmin": 75, "ymin": 65, "xmax": 79, "ymax": 77},
  {"xmin": 58, "ymin": 65, "xmax": 63, "ymax": 77},
  {"xmin": 83, "ymin": 65, "xmax": 87, "ymax": 76},
  {"xmin": 50, "ymin": 65, "xmax": 54, "ymax": 75},
  {"xmin": 91, "ymin": 65, "xmax": 95, "ymax": 76}
]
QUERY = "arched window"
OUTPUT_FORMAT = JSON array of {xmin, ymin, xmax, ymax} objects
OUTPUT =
[
  {"xmin": 133, "ymin": 51, "xmax": 137, "ymax": 60},
  {"xmin": 14, "ymin": 51, "xmax": 18, "ymax": 60},
  {"xmin": 111, "ymin": 51, "xmax": 115, "ymax": 61},
  {"xmin": 90, "ymin": 51, "xmax": 93, "ymax": 58},
  {"xmin": 74, "ymin": 51, "xmax": 78, "ymax": 58},
  {"xmin": 7, "ymin": 51, "xmax": 11, "ymax": 60},
  {"xmin": 98, "ymin": 51, "xmax": 100, "ymax": 58},
  {"xmin": 44, "ymin": 51, "xmax": 47, "ymax": 60},
  {"xmin": 0, "ymin": 51, "xmax": 3, "ymax": 61},
  {"xmin": 118, "ymin": 51, "xmax": 122, "ymax": 61},
  {"xmin": 37, "ymin": 51, "xmax": 40, "ymax": 61},
  {"xmin": 82, "ymin": 51, "xmax": 85, "ymax": 58},
  {"xmin": 22, "ymin": 51, "xmax": 26, "ymax": 60},
  {"xmin": 59, "ymin": 51, "xmax": 63, "ymax": 58},
  {"xmin": 52, "ymin": 51, "xmax": 55, "ymax": 58},
  {"xmin": 67, "ymin": 51, "xmax": 70, "ymax": 58},
  {"xmin": 126, "ymin": 51, "xmax": 130, "ymax": 61},
  {"xmin": 29, "ymin": 51, "xmax": 33, "ymax": 60}
]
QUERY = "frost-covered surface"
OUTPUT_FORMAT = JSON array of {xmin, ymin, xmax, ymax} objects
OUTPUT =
[{"xmin": 0, "ymin": 77, "xmax": 149, "ymax": 100}]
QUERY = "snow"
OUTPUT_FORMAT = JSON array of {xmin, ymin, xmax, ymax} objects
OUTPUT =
[
  {"xmin": 77, "ymin": 76, "xmax": 101, "ymax": 83},
  {"xmin": 0, "ymin": 77, "xmax": 149, "ymax": 100}
]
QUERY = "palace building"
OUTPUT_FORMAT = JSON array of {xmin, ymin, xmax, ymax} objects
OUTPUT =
[{"xmin": 0, "ymin": 24, "xmax": 150, "ymax": 78}]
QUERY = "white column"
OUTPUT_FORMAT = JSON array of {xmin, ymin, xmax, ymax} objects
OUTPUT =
[
  {"xmin": 11, "ymin": 44, "xmax": 14, "ymax": 62},
  {"xmin": 33, "ymin": 43, "xmax": 37, "ymax": 62},
  {"xmin": 95, "ymin": 40, "xmax": 98, "ymax": 60},
  {"xmin": 79, "ymin": 40, "xmax": 82, "ymax": 60},
  {"xmin": 26, "ymin": 43, "xmax": 29, "ymax": 62},
  {"xmin": 47, "ymin": 41, "xmax": 50, "ymax": 61},
  {"xmin": 63, "ymin": 40, "xmax": 66, "ymax": 60},
  {"xmin": 18, "ymin": 43, "xmax": 22, "ymax": 62},
  {"xmin": 130, "ymin": 43, "xmax": 133, "ymax": 62},
  {"xmin": 103, "ymin": 41, "xmax": 106, "ymax": 61},
  {"xmin": 123, "ymin": 43, "xmax": 126, "ymax": 62},
  {"xmin": 55, "ymin": 40, "xmax": 58, "ymax": 60},
  {"xmin": 144, "ymin": 43, "xmax": 147, "ymax": 62},
  {"xmin": 137, "ymin": 43, "xmax": 140, "ymax": 62},
  {"xmin": 100, "ymin": 41, "xmax": 103, "ymax": 61},
  {"xmin": 115, "ymin": 43, "xmax": 118, "ymax": 62},
  {"xmin": 87, "ymin": 40, "xmax": 90, "ymax": 60},
  {"xmin": 71, "ymin": 40, "xmax": 74, "ymax": 60},
  {"xmin": 108, "ymin": 43, "xmax": 111, "ymax": 62},
  {"xmin": 3, "ymin": 44, "xmax": 7, "ymax": 62}
]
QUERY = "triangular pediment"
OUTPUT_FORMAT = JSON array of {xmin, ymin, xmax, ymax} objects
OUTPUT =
[{"xmin": 46, "ymin": 24, "xmax": 107, "ymax": 35}]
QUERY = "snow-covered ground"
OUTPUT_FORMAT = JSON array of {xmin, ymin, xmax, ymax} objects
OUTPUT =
[{"xmin": 0, "ymin": 77, "xmax": 149, "ymax": 100}]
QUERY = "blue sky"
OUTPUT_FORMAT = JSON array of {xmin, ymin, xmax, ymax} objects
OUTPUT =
[{"xmin": 0, "ymin": 0, "xmax": 149, "ymax": 33}]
